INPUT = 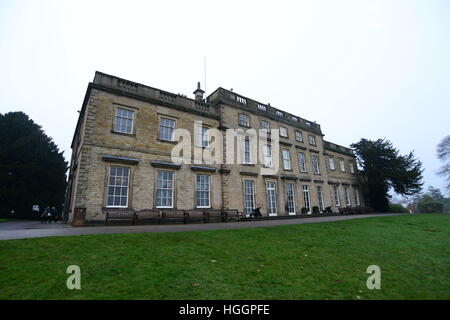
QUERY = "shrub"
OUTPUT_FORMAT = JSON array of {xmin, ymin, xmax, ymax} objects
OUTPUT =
[
  {"xmin": 388, "ymin": 203, "xmax": 409, "ymax": 213},
  {"xmin": 312, "ymin": 206, "xmax": 320, "ymax": 214},
  {"xmin": 301, "ymin": 207, "xmax": 309, "ymax": 214}
]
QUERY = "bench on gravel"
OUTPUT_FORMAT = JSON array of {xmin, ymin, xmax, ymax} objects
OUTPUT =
[{"xmin": 104, "ymin": 208, "xmax": 136, "ymax": 226}]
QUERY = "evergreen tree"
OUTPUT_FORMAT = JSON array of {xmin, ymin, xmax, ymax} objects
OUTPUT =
[
  {"xmin": 351, "ymin": 138, "xmax": 423, "ymax": 212},
  {"xmin": 0, "ymin": 112, "xmax": 68, "ymax": 218}
]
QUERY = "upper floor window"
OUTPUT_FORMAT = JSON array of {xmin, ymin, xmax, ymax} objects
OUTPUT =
[
  {"xmin": 282, "ymin": 149, "xmax": 292, "ymax": 170},
  {"xmin": 159, "ymin": 117, "xmax": 176, "ymax": 141},
  {"xmin": 276, "ymin": 111, "xmax": 283, "ymax": 117},
  {"xmin": 114, "ymin": 107, "xmax": 134, "ymax": 134},
  {"xmin": 196, "ymin": 126, "xmax": 210, "ymax": 148},
  {"xmin": 263, "ymin": 145, "xmax": 273, "ymax": 168},
  {"xmin": 312, "ymin": 155, "xmax": 320, "ymax": 175},
  {"xmin": 242, "ymin": 138, "xmax": 252, "ymax": 164},
  {"xmin": 260, "ymin": 120, "xmax": 270, "ymax": 133},
  {"xmin": 258, "ymin": 104, "xmax": 266, "ymax": 111},
  {"xmin": 291, "ymin": 116, "xmax": 298, "ymax": 122},
  {"xmin": 305, "ymin": 121, "xmax": 312, "ymax": 127},
  {"xmin": 308, "ymin": 135, "xmax": 316, "ymax": 146},
  {"xmin": 239, "ymin": 114, "xmax": 250, "ymax": 127},
  {"xmin": 237, "ymin": 96, "xmax": 247, "ymax": 104},
  {"xmin": 328, "ymin": 157, "xmax": 335, "ymax": 170},
  {"xmin": 295, "ymin": 131, "xmax": 303, "ymax": 142},
  {"xmin": 298, "ymin": 152, "xmax": 307, "ymax": 173},
  {"xmin": 279, "ymin": 127, "xmax": 288, "ymax": 138},
  {"xmin": 339, "ymin": 159, "xmax": 346, "ymax": 172},
  {"xmin": 349, "ymin": 162, "xmax": 355, "ymax": 174}
]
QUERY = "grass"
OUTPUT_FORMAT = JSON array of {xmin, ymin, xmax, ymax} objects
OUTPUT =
[
  {"xmin": 0, "ymin": 214, "xmax": 449, "ymax": 300},
  {"xmin": 0, "ymin": 219, "xmax": 8, "ymax": 222}
]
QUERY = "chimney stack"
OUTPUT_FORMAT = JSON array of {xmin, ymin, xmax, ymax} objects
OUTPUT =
[{"xmin": 193, "ymin": 82, "xmax": 205, "ymax": 102}]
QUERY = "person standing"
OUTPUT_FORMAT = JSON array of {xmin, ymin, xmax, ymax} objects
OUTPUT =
[{"xmin": 41, "ymin": 207, "xmax": 49, "ymax": 224}]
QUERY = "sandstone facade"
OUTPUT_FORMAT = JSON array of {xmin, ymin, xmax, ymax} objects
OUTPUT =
[{"xmin": 64, "ymin": 72, "xmax": 364, "ymax": 224}]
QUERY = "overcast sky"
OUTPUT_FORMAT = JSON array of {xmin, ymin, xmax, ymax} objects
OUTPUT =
[{"xmin": 1, "ymin": 0, "xmax": 449, "ymax": 193}]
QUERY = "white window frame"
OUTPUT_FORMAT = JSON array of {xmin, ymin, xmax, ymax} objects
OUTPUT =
[
  {"xmin": 242, "ymin": 138, "xmax": 252, "ymax": 164},
  {"xmin": 159, "ymin": 117, "xmax": 176, "ymax": 141},
  {"xmin": 312, "ymin": 155, "xmax": 320, "ymax": 175},
  {"xmin": 260, "ymin": 120, "xmax": 270, "ymax": 133},
  {"xmin": 308, "ymin": 135, "xmax": 316, "ymax": 146},
  {"xmin": 328, "ymin": 157, "xmax": 335, "ymax": 170},
  {"xmin": 344, "ymin": 187, "xmax": 351, "ymax": 207},
  {"xmin": 266, "ymin": 182, "xmax": 278, "ymax": 216},
  {"xmin": 298, "ymin": 152, "xmax": 307, "ymax": 173},
  {"xmin": 279, "ymin": 126, "xmax": 288, "ymax": 138},
  {"xmin": 282, "ymin": 149, "xmax": 292, "ymax": 170},
  {"xmin": 156, "ymin": 170, "xmax": 174, "ymax": 208},
  {"xmin": 317, "ymin": 186, "xmax": 325, "ymax": 212},
  {"xmin": 295, "ymin": 131, "xmax": 303, "ymax": 142},
  {"xmin": 355, "ymin": 186, "xmax": 361, "ymax": 206},
  {"xmin": 243, "ymin": 179, "xmax": 256, "ymax": 217},
  {"xmin": 106, "ymin": 166, "xmax": 130, "ymax": 208},
  {"xmin": 239, "ymin": 114, "xmax": 250, "ymax": 127},
  {"xmin": 333, "ymin": 186, "xmax": 341, "ymax": 207},
  {"xmin": 196, "ymin": 174, "xmax": 211, "ymax": 208},
  {"xmin": 276, "ymin": 111, "xmax": 283, "ymax": 117},
  {"xmin": 263, "ymin": 144, "xmax": 273, "ymax": 168},
  {"xmin": 196, "ymin": 125, "xmax": 210, "ymax": 148},
  {"xmin": 350, "ymin": 162, "xmax": 355, "ymax": 174},
  {"xmin": 302, "ymin": 185, "xmax": 311, "ymax": 214},
  {"xmin": 286, "ymin": 183, "xmax": 296, "ymax": 215},
  {"xmin": 114, "ymin": 107, "xmax": 135, "ymax": 134},
  {"xmin": 339, "ymin": 159, "xmax": 346, "ymax": 172}
]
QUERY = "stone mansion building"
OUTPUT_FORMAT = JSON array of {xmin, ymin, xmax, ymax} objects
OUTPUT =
[{"xmin": 64, "ymin": 71, "xmax": 364, "ymax": 224}]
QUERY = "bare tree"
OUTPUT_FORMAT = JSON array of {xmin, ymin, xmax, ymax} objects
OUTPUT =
[{"xmin": 437, "ymin": 135, "xmax": 450, "ymax": 193}]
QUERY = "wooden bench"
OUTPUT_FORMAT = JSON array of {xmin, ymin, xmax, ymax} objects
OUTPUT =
[
  {"xmin": 135, "ymin": 209, "xmax": 162, "ymax": 225},
  {"xmin": 104, "ymin": 209, "xmax": 136, "ymax": 226},
  {"xmin": 160, "ymin": 210, "xmax": 188, "ymax": 224}
]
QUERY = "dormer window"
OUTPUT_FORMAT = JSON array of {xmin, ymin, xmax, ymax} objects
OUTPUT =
[
  {"xmin": 276, "ymin": 111, "xmax": 283, "ymax": 117},
  {"xmin": 291, "ymin": 116, "xmax": 298, "ymax": 122},
  {"xmin": 258, "ymin": 104, "xmax": 267, "ymax": 111}
]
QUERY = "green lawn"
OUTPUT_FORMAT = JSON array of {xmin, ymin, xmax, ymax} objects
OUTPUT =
[
  {"xmin": 0, "ymin": 219, "xmax": 7, "ymax": 222},
  {"xmin": 0, "ymin": 214, "xmax": 449, "ymax": 300}
]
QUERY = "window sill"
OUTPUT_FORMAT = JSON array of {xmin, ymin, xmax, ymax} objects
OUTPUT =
[
  {"xmin": 157, "ymin": 139, "xmax": 177, "ymax": 144},
  {"xmin": 111, "ymin": 130, "xmax": 136, "ymax": 137}
]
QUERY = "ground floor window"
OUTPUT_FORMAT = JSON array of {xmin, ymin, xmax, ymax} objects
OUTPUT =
[
  {"xmin": 317, "ymin": 185, "xmax": 325, "ymax": 212},
  {"xmin": 302, "ymin": 185, "xmax": 311, "ymax": 213},
  {"xmin": 355, "ymin": 186, "xmax": 361, "ymax": 206},
  {"xmin": 156, "ymin": 170, "xmax": 174, "ymax": 208},
  {"xmin": 266, "ymin": 182, "xmax": 278, "ymax": 215},
  {"xmin": 286, "ymin": 183, "xmax": 296, "ymax": 214},
  {"xmin": 344, "ymin": 187, "xmax": 351, "ymax": 207},
  {"xmin": 196, "ymin": 174, "xmax": 210, "ymax": 208},
  {"xmin": 333, "ymin": 186, "xmax": 340, "ymax": 207},
  {"xmin": 107, "ymin": 166, "xmax": 130, "ymax": 207},
  {"xmin": 243, "ymin": 179, "xmax": 255, "ymax": 216}
]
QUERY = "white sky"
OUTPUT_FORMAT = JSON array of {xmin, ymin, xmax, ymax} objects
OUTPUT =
[{"xmin": 1, "ymin": 0, "xmax": 449, "ymax": 192}]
